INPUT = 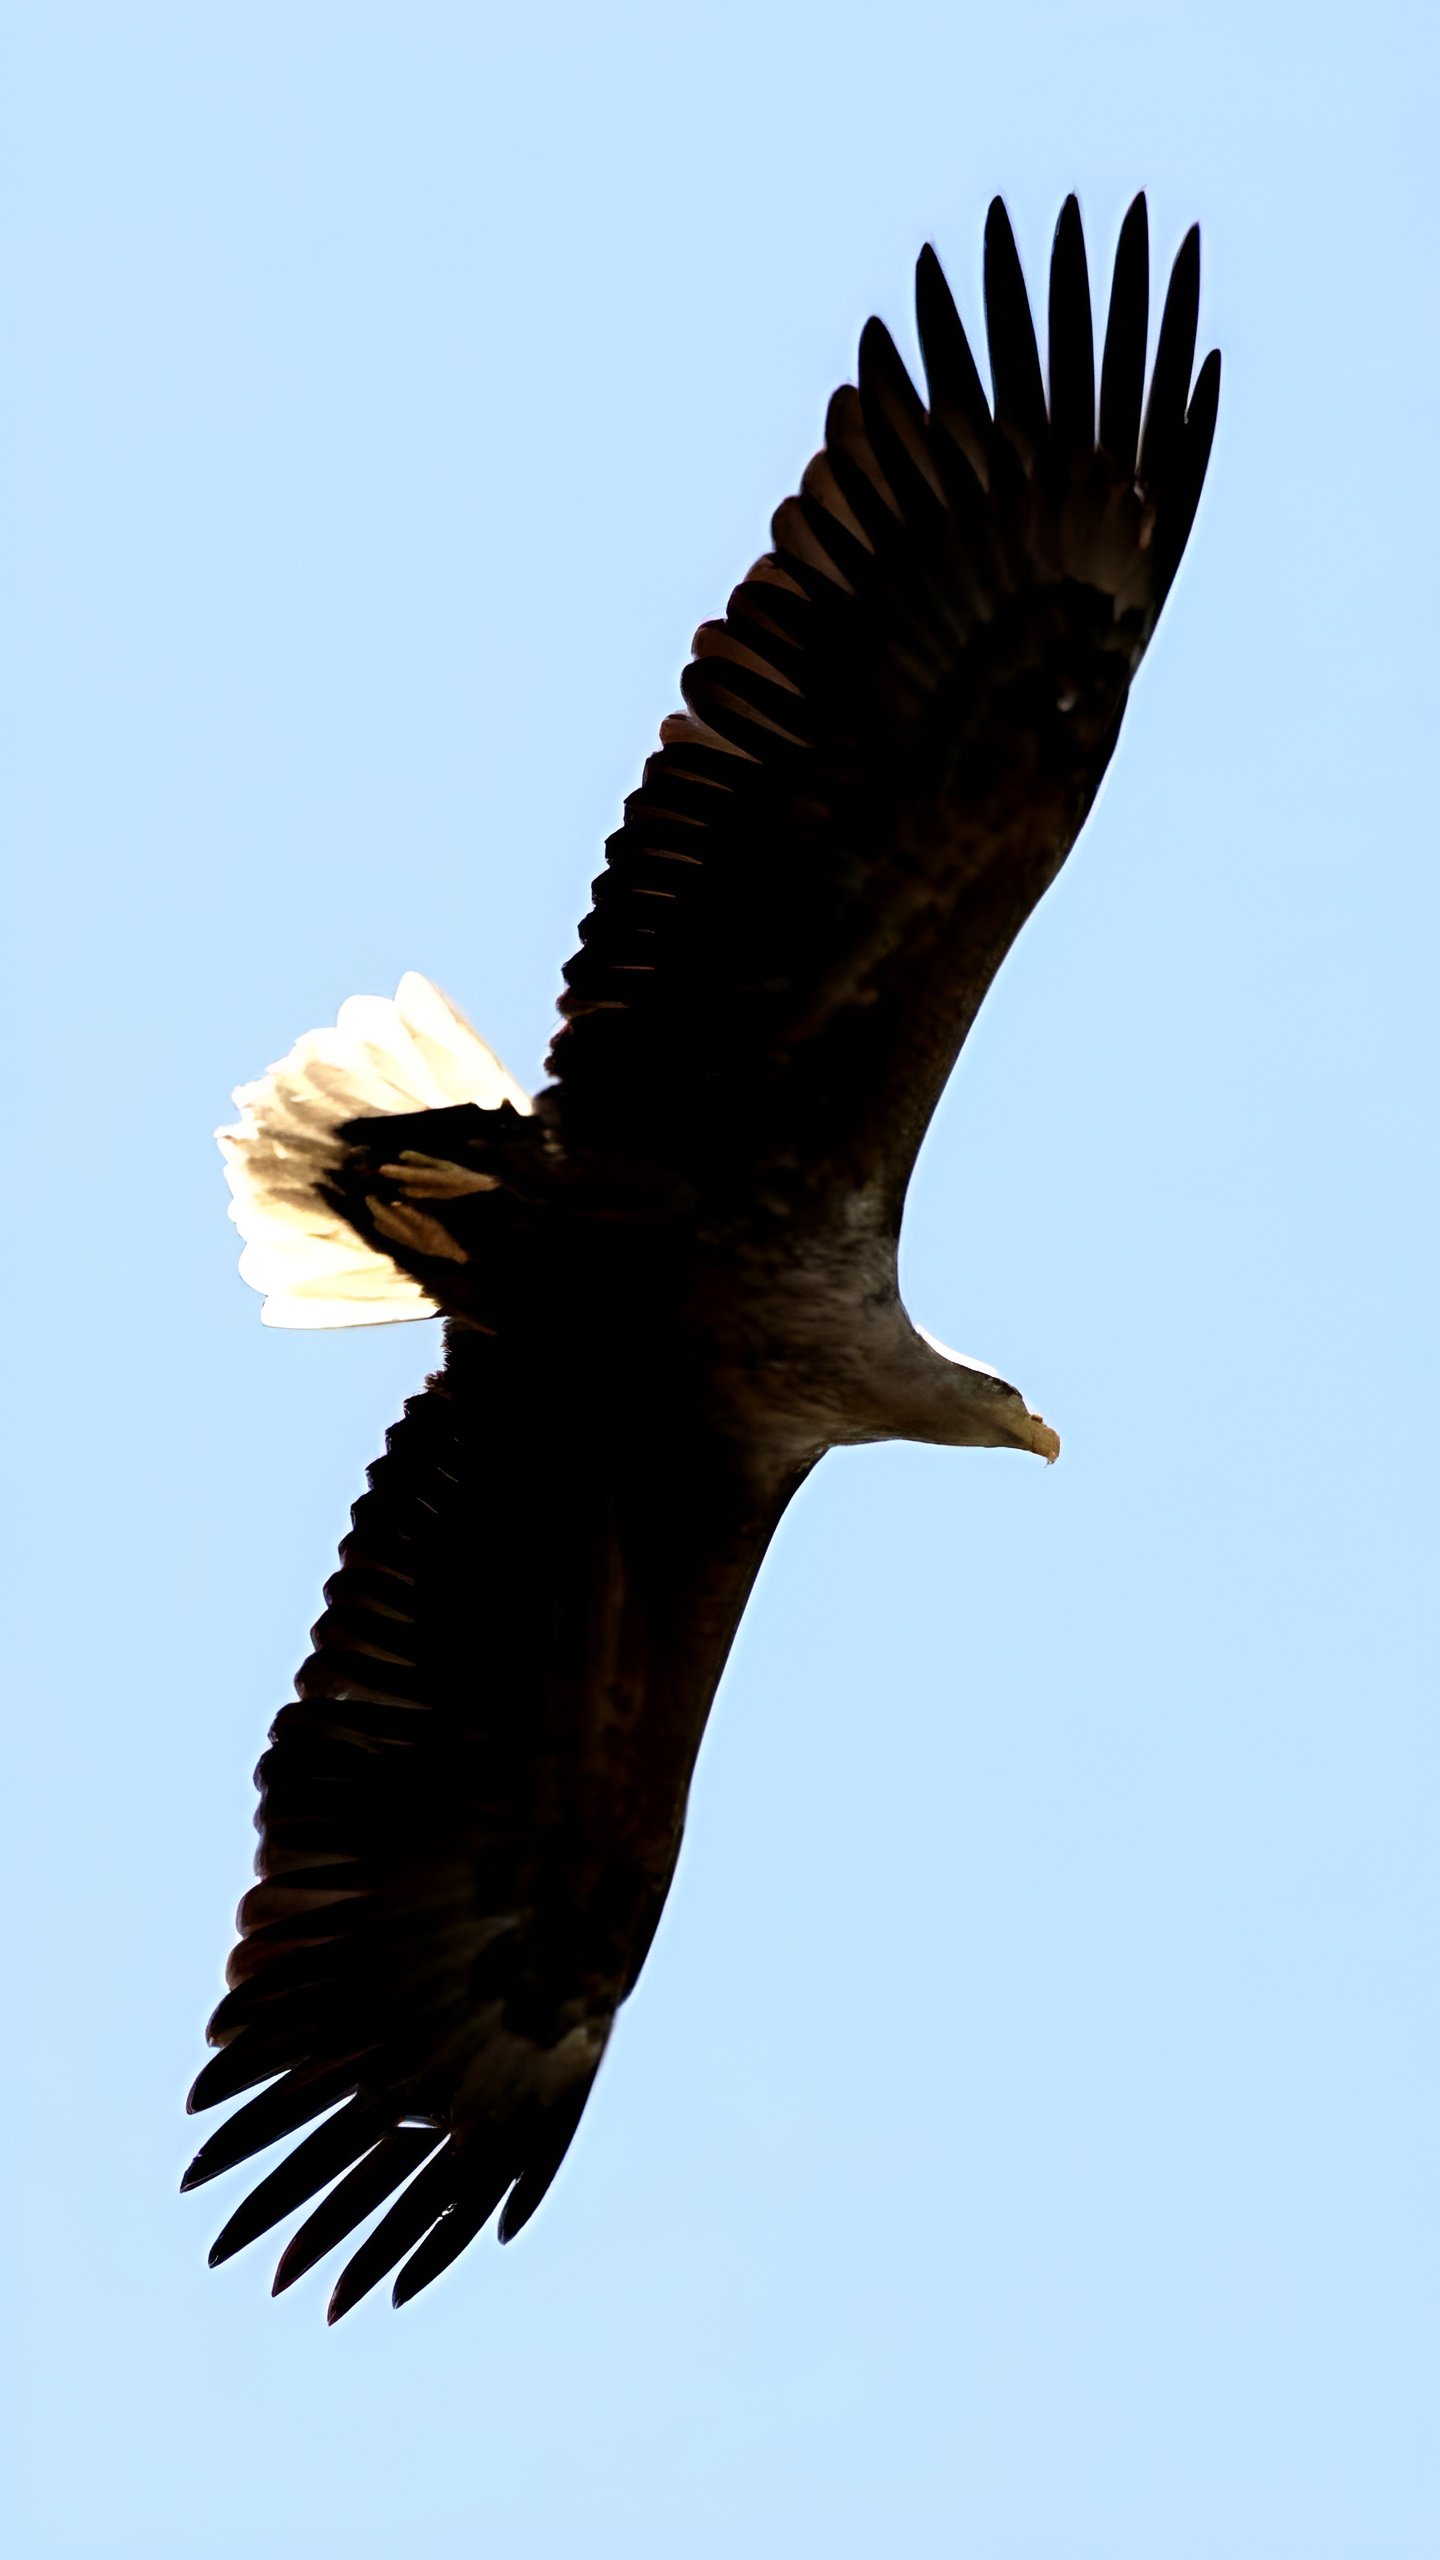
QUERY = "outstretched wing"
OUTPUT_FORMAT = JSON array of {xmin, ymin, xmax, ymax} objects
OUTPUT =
[
  {"xmin": 547, "ymin": 196, "xmax": 1219, "ymax": 1219},
  {"xmin": 185, "ymin": 1324, "xmax": 800, "ymax": 2316}
]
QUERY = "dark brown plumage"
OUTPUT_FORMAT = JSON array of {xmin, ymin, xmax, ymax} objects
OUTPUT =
[{"xmin": 190, "ymin": 195, "xmax": 1219, "ymax": 2317}]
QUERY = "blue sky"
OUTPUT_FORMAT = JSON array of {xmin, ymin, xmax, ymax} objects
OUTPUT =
[{"xmin": 5, "ymin": 4, "xmax": 1436, "ymax": 2554}]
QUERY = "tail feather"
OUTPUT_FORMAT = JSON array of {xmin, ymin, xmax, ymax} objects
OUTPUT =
[{"xmin": 218, "ymin": 973, "xmax": 531, "ymax": 1329}]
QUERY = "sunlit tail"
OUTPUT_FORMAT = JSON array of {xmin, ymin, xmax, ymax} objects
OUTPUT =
[{"xmin": 218, "ymin": 973, "xmax": 531, "ymax": 1329}]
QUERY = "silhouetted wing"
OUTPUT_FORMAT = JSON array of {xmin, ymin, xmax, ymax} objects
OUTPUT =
[
  {"xmin": 185, "ymin": 1324, "xmax": 799, "ymax": 2316},
  {"xmin": 547, "ymin": 197, "xmax": 1219, "ymax": 1220}
]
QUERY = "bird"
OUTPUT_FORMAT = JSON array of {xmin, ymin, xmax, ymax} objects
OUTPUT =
[{"xmin": 185, "ymin": 192, "xmax": 1219, "ymax": 2320}]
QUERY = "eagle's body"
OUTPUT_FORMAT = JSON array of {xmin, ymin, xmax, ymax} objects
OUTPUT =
[{"xmin": 187, "ymin": 196, "xmax": 1219, "ymax": 2316}]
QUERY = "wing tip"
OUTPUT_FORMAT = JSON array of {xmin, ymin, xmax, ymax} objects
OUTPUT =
[{"xmin": 1192, "ymin": 343, "xmax": 1222, "ymax": 419}]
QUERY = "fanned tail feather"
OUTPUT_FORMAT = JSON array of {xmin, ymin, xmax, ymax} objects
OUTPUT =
[{"xmin": 218, "ymin": 973, "xmax": 532, "ymax": 1328}]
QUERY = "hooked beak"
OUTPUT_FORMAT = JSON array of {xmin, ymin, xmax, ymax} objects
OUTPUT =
[{"xmin": 1014, "ymin": 1406, "xmax": 1061, "ymax": 1464}]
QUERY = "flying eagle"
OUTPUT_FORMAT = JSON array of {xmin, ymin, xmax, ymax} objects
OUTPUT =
[{"xmin": 186, "ymin": 195, "xmax": 1219, "ymax": 2318}]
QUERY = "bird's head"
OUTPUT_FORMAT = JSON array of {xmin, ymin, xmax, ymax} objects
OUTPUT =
[{"xmin": 910, "ymin": 1326, "xmax": 1061, "ymax": 1460}]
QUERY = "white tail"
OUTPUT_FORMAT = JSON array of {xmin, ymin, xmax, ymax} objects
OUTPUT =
[{"xmin": 219, "ymin": 972, "xmax": 532, "ymax": 1329}]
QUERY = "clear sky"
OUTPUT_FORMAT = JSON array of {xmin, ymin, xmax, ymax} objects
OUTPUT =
[{"xmin": 5, "ymin": 4, "xmax": 1436, "ymax": 2554}]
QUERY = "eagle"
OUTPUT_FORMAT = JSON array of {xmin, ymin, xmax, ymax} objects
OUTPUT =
[{"xmin": 185, "ymin": 194, "xmax": 1219, "ymax": 2319}]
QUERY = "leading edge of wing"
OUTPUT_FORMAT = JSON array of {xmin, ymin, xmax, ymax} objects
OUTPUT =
[{"xmin": 543, "ymin": 195, "xmax": 1220, "ymax": 1191}]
